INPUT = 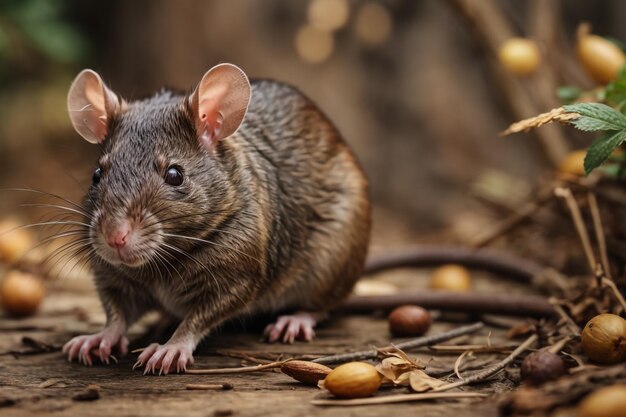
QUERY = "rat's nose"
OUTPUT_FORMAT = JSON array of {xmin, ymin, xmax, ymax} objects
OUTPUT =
[{"xmin": 105, "ymin": 222, "xmax": 131, "ymax": 249}]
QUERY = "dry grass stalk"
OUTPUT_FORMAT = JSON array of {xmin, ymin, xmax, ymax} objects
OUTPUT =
[{"xmin": 501, "ymin": 107, "xmax": 580, "ymax": 136}]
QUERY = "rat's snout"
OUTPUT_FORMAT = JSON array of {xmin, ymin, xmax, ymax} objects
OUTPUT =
[{"xmin": 104, "ymin": 220, "xmax": 132, "ymax": 250}]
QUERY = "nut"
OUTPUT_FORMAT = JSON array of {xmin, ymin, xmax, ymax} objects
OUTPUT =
[
  {"xmin": 0, "ymin": 218, "xmax": 34, "ymax": 264},
  {"xmin": 581, "ymin": 313, "xmax": 626, "ymax": 364},
  {"xmin": 429, "ymin": 264, "xmax": 472, "ymax": 292},
  {"xmin": 281, "ymin": 360, "xmax": 332, "ymax": 385},
  {"xmin": 353, "ymin": 280, "xmax": 398, "ymax": 296},
  {"xmin": 520, "ymin": 351, "xmax": 566, "ymax": 385},
  {"xmin": 577, "ymin": 25, "xmax": 626, "ymax": 84},
  {"xmin": 578, "ymin": 384, "xmax": 626, "ymax": 417},
  {"xmin": 558, "ymin": 150, "xmax": 587, "ymax": 176},
  {"xmin": 0, "ymin": 270, "xmax": 45, "ymax": 316},
  {"xmin": 388, "ymin": 305, "xmax": 432, "ymax": 337},
  {"xmin": 321, "ymin": 362, "xmax": 382, "ymax": 398},
  {"xmin": 498, "ymin": 38, "xmax": 541, "ymax": 76}
]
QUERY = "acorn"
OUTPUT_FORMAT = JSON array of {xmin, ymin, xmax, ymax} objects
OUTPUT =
[
  {"xmin": 0, "ymin": 270, "xmax": 45, "ymax": 316},
  {"xmin": 498, "ymin": 38, "xmax": 541, "ymax": 76},
  {"xmin": 429, "ymin": 264, "xmax": 472, "ymax": 292},
  {"xmin": 388, "ymin": 305, "xmax": 432, "ymax": 337},
  {"xmin": 520, "ymin": 351, "xmax": 566, "ymax": 385},
  {"xmin": 578, "ymin": 384, "xmax": 626, "ymax": 417},
  {"xmin": 577, "ymin": 24, "xmax": 626, "ymax": 84},
  {"xmin": 281, "ymin": 360, "xmax": 332, "ymax": 385},
  {"xmin": 0, "ymin": 218, "xmax": 34, "ymax": 264},
  {"xmin": 321, "ymin": 362, "xmax": 382, "ymax": 398},
  {"xmin": 558, "ymin": 150, "xmax": 587, "ymax": 176},
  {"xmin": 581, "ymin": 313, "xmax": 626, "ymax": 364}
]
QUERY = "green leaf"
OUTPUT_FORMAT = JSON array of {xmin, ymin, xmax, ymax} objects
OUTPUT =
[
  {"xmin": 564, "ymin": 102, "xmax": 626, "ymax": 131},
  {"xmin": 21, "ymin": 21, "xmax": 86, "ymax": 62},
  {"xmin": 604, "ymin": 79, "xmax": 626, "ymax": 109},
  {"xmin": 584, "ymin": 131, "xmax": 626, "ymax": 175},
  {"xmin": 556, "ymin": 86, "xmax": 581, "ymax": 103}
]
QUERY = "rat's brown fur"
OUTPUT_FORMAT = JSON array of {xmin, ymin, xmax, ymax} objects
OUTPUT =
[{"xmin": 83, "ymin": 79, "xmax": 370, "ymax": 346}]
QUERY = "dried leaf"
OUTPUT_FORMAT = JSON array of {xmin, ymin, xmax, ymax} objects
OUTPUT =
[
  {"xmin": 408, "ymin": 370, "xmax": 446, "ymax": 392},
  {"xmin": 375, "ymin": 347, "xmax": 425, "ymax": 384},
  {"xmin": 376, "ymin": 357, "xmax": 415, "ymax": 382}
]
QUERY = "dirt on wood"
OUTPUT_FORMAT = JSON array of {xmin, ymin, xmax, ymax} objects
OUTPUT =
[{"xmin": 0, "ymin": 284, "xmax": 521, "ymax": 417}]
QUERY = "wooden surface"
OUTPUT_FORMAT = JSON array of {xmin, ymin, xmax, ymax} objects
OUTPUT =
[{"xmin": 0, "ymin": 287, "xmax": 521, "ymax": 417}]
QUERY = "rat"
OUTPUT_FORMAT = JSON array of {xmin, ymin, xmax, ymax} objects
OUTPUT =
[{"xmin": 61, "ymin": 63, "xmax": 371, "ymax": 374}]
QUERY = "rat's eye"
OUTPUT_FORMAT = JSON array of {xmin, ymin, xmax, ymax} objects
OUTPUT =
[
  {"xmin": 164, "ymin": 166, "xmax": 184, "ymax": 186},
  {"xmin": 92, "ymin": 168, "xmax": 102, "ymax": 185}
]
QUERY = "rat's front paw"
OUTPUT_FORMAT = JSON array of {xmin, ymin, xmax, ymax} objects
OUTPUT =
[
  {"xmin": 63, "ymin": 326, "xmax": 128, "ymax": 366},
  {"xmin": 263, "ymin": 311, "xmax": 318, "ymax": 344},
  {"xmin": 134, "ymin": 341, "xmax": 194, "ymax": 375}
]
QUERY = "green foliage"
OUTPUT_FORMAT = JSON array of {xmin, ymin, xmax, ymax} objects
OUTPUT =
[
  {"xmin": 564, "ymin": 103, "xmax": 626, "ymax": 131},
  {"xmin": 0, "ymin": 0, "xmax": 87, "ymax": 84},
  {"xmin": 603, "ymin": 66, "xmax": 626, "ymax": 112},
  {"xmin": 584, "ymin": 130, "xmax": 626, "ymax": 175},
  {"xmin": 556, "ymin": 86, "xmax": 581, "ymax": 103},
  {"xmin": 560, "ymin": 103, "xmax": 626, "ymax": 175}
]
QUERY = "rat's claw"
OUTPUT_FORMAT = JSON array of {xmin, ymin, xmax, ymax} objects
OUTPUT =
[
  {"xmin": 135, "ymin": 341, "xmax": 194, "ymax": 375},
  {"xmin": 264, "ymin": 312, "xmax": 318, "ymax": 344},
  {"xmin": 144, "ymin": 348, "xmax": 168, "ymax": 375},
  {"xmin": 63, "ymin": 325, "xmax": 127, "ymax": 366},
  {"xmin": 136, "ymin": 343, "xmax": 159, "ymax": 372},
  {"xmin": 99, "ymin": 339, "xmax": 111, "ymax": 363}
]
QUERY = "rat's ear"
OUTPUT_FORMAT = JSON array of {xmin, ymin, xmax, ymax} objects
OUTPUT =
[
  {"xmin": 67, "ymin": 69, "xmax": 124, "ymax": 144},
  {"xmin": 189, "ymin": 63, "xmax": 251, "ymax": 149}
]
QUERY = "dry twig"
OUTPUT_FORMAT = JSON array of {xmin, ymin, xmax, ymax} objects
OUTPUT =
[
  {"xmin": 432, "ymin": 334, "xmax": 538, "ymax": 392},
  {"xmin": 588, "ymin": 193, "xmax": 612, "ymax": 280},
  {"xmin": 185, "ymin": 361, "xmax": 287, "ymax": 375},
  {"xmin": 312, "ymin": 322, "xmax": 484, "ymax": 365},
  {"xmin": 185, "ymin": 383, "xmax": 234, "ymax": 391},
  {"xmin": 554, "ymin": 187, "xmax": 597, "ymax": 273}
]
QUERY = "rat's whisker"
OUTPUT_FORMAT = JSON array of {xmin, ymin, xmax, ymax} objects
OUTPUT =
[
  {"xmin": 158, "ymin": 241, "xmax": 222, "ymax": 300},
  {"xmin": 43, "ymin": 238, "xmax": 92, "ymax": 267},
  {"xmin": 159, "ymin": 232, "xmax": 261, "ymax": 265},
  {"xmin": 153, "ymin": 247, "xmax": 186, "ymax": 290},
  {"xmin": 43, "ymin": 240, "xmax": 94, "ymax": 280},
  {"xmin": 141, "ymin": 207, "xmax": 233, "ymax": 230},
  {"xmin": 19, "ymin": 203, "xmax": 91, "ymax": 220},
  {"xmin": 2, "ymin": 187, "xmax": 90, "ymax": 216}
]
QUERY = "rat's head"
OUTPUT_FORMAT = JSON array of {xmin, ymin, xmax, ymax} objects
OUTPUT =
[{"xmin": 67, "ymin": 64, "xmax": 251, "ymax": 268}]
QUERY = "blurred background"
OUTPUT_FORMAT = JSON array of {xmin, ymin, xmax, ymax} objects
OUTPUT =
[{"xmin": 0, "ymin": 0, "xmax": 623, "ymax": 249}]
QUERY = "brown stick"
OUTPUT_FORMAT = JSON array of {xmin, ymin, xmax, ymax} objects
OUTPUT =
[
  {"xmin": 363, "ymin": 246, "xmax": 543, "ymax": 282},
  {"xmin": 185, "ymin": 361, "xmax": 286, "ymax": 375},
  {"xmin": 601, "ymin": 278, "xmax": 626, "ymax": 314},
  {"xmin": 312, "ymin": 322, "xmax": 484, "ymax": 365},
  {"xmin": 185, "ymin": 383, "xmax": 234, "ymax": 390},
  {"xmin": 549, "ymin": 298, "xmax": 581, "ymax": 336},
  {"xmin": 471, "ymin": 190, "xmax": 554, "ymax": 248},
  {"xmin": 432, "ymin": 334, "xmax": 538, "ymax": 392},
  {"xmin": 339, "ymin": 290, "xmax": 554, "ymax": 318},
  {"xmin": 588, "ymin": 193, "xmax": 612, "ymax": 280},
  {"xmin": 554, "ymin": 187, "xmax": 597, "ymax": 273},
  {"xmin": 311, "ymin": 392, "xmax": 487, "ymax": 407}
]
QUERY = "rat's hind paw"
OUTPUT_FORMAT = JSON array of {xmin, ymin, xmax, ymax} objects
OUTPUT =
[
  {"xmin": 263, "ymin": 311, "xmax": 318, "ymax": 344},
  {"xmin": 63, "ymin": 328, "xmax": 128, "ymax": 366},
  {"xmin": 134, "ymin": 341, "xmax": 194, "ymax": 375}
]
